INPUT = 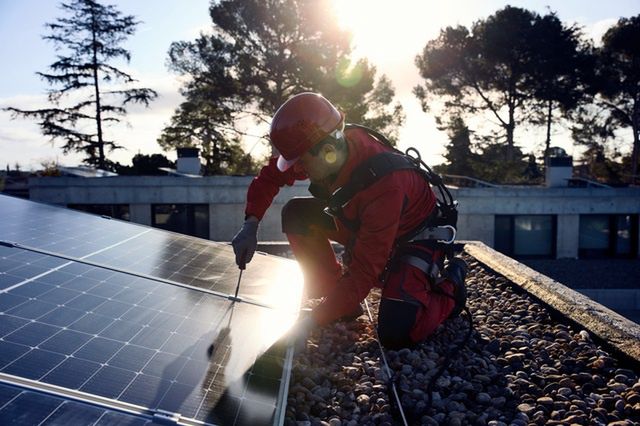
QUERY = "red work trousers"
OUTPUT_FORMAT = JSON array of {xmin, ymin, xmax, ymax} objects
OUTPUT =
[{"xmin": 281, "ymin": 197, "xmax": 455, "ymax": 348}]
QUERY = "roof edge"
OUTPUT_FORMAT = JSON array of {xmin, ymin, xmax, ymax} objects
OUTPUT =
[{"xmin": 463, "ymin": 241, "xmax": 640, "ymax": 364}]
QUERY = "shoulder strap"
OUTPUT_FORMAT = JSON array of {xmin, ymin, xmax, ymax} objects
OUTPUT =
[
  {"xmin": 325, "ymin": 152, "xmax": 420, "ymax": 216},
  {"xmin": 326, "ymin": 124, "xmax": 459, "ymax": 250}
]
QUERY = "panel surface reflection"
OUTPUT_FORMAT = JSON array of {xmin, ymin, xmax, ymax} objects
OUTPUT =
[
  {"xmin": 0, "ymin": 260, "xmax": 299, "ymax": 424},
  {"xmin": 0, "ymin": 195, "xmax": 303, "ymax": 307},
  {"xmin": 0, "ymin": 195, "xmax": 151, "ymax": 258},
  {"xmin": 0, "ymin": 195, "xmax": 304, "ymax": 425},
  {"xmin": 84, "ymin": 231, "xmax": 304, "ymax": 307}
]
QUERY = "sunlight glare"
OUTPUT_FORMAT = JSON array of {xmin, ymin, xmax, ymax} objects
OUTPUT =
[
  {"xmin": 332, "ymin": 0, "xmax": 448, "ymax": 64},
  {"xmin": 257, "ymin": 260, "xmax": 304, "ymax": 345}
]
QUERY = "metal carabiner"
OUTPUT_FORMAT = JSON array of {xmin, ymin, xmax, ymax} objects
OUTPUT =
[{"xmin": 438, "ymin": 225, "xmax": 457, "ymax": 244}]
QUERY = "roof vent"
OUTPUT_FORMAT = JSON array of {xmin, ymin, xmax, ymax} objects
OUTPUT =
[
  {"xmin": 545, "ymin": 147, "xmax": 572, "ymax": 187},
  {"xmin": 176, "ymin": 148, "xmax": 201, "ymax": 176}
]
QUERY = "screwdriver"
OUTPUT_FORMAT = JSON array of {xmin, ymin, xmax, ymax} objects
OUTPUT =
[{"xmin": 229, "ymin": 251, "xmax": 246, "ymax": 303}]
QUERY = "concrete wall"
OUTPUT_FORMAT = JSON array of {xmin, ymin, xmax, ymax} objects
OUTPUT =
[
  {"xmin": 29, "ymin": 177, "xmax": 640, "ymax": 257},
  {"xmin": 29, "ymin": 176, "xmax": 309, "ymax": 241},
  {"xmin": 556, "ymin": 214, "xmax": 580, "ymax": 259}
]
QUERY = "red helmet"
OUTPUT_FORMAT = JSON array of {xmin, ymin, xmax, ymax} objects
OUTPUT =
[{"xmin": 270, "ymin": 92, "xmax": 345, "ymax": 171}]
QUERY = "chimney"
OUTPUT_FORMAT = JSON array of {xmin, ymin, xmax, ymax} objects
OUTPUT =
[
  {"xmin": 545, "ymin": 147, "xmax": 572, "ymax": 187},
  {"xmin": 176, "ymin": 148, "xmax": 201, "ymax": 175}
]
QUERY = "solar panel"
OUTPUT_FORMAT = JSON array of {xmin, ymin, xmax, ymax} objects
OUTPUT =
[
  {"xmin": 0, "ymin": 381, "xmax": 139, "ymax": 425},
  {"xmin": 0, "ymin": 194, "xmax": 303, "ymax": 425},
  {"xmin": 1, "ymin": 195, "xmax": 300, "ymax": 308}
]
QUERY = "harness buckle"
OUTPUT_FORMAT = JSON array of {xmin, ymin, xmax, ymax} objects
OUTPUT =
[
  {"xmin": 323, "ymin": 206, "xmax": 337, "ymax": 218},
  {"xmin": 438, "ymin": 225, "xmax": 456, "ymax": 244}
]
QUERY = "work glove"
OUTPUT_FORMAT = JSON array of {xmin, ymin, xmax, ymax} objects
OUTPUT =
[
  {"xmin": 444, "ymin": 257, "xmax": 468, "ymax": 318},
  {"xmin": 231, "ymin": 217, "xmax": 259, "ymax": 268}
]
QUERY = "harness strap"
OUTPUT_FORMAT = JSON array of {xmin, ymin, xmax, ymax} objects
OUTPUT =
[
  {"xmin": 400, "ymin": 255, "xmax": 440, "ymax": 282},
  {"xmin": 325, "ymin": 152, "xmax": 420, "ymax": 216},
  {"xmin": 316, "ymin": 126, "xmax": 459, "ymax": 250}
]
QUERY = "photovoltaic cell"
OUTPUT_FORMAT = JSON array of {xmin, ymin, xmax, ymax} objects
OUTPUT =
[
  {"xmin": 1, "ymin": 196, "xmax": 301, "ymax": 307},
  {"xmin": 0, "ymin": 195, "xmax": 303, "ymax": 425},
  {"xmin": 0, "ymin": 196, "xmax": 151, "ymax": 258},
  {"xmin": 0, "ymin": 382, "xmax": 152, "ymax": 425},
  {"xmin": 83, "ymin": 232, "xmax": 302, "ymax": 305}
]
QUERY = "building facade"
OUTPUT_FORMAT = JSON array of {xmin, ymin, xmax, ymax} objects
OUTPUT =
[{"xmin": 28, "ymin": 176, "xmax": 640, "ymax": 259}]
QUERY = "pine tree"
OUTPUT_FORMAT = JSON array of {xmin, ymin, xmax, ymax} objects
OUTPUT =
[
  {"xmin": 163, "ymin": 0, "xmax": 404, "ymax": 160},
  {"xmin": 5, "ymin": 0, "xmax": 157, "ymax": 169},
  {"xmin": 414, "ymin": 6, "xmax": 588, "ymax": 162}
]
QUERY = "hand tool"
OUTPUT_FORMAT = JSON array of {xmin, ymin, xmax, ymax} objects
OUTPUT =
[{"xmin": 229, "ymin": 251, "xmax": 246, "ymax": 303}]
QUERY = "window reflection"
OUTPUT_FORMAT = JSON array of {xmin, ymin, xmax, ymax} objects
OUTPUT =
[
  {"xmin": 579, "ymin": 214, "xmax": 638, "ymax": 258},
  {"xmin": 68, "ymin": 204, "xmax": 130, "ymax": 221},
  {"xmin": 494, "ymin": 215, "xmax": 556, "ymax": 258},
  {"xmin": 152, "ymin": 204, "xmax": 209, "ymax": 239}
]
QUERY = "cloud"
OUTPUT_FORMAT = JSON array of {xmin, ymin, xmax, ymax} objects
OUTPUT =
[
  {"xmin": 0, "ymin": 119, "xmax": 85, "ymax": 170},
  {"xmin": 0, "ymin": 93, "xmax": 49, "ymax": 111},
  {"xmin": 582, "ymin": 18, "xmax": 618, "ymax": 45},
  {"xmin": 0, "ymin": 71, "xmax": 187, "ymax": 169},
  {"xmin": 184, "ymin": 23, "xmax": 213, "ymax": 39}
]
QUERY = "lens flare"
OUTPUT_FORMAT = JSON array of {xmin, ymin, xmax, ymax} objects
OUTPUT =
[{"xmin": 336, "ymin": 58, "xmax": 363, "ymax": 88}]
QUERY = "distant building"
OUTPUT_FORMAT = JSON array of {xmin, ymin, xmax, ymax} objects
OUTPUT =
[
  {"xmin": 0, "ymin": 170, "xmax": 30, "ymax": 199},
  {"xmin": 28, "ymin": 172, "xmax": 640, "ymax": 259}
]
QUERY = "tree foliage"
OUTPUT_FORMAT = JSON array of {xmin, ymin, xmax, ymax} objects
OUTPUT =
[
  {"xmin": 114, "ymin": 154, "xmax": 174, "ymax": 176},
  {"xmin": 4, "ymin": 0, "xmax": 157, "ymax": 169},
  {"xmin": 435, "ymin": 116, "xmax": 535, "ymax": 184},
  {"xmin": 157, "ymin": 96, "xmax": 260, "ymax": 176},
  {"xmin": 591, "ymin": 15, "xmax": 640, "ymax": 182},
  {"xmin": 161, "ymin": 0, "xmax": 404, "ymax": 168},
  {"xmin": 415, "ymin": 6, "xmax": 588, "ymax": 164},
  {"xmin": 436, "ymin": 116, "xmax": 478, "ymax": 177},
  {"xmin": 527, "ymin": 14, "xmax": 593, "ymax": 156}
]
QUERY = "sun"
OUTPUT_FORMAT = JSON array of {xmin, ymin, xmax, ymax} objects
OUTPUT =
[
  {"xmin": 332, "ymin": 0, "xmax": 393, "ymax": 61},
  {"xmin": 331, "ymin": 0, "xmax": 446, "ymax": 65}
]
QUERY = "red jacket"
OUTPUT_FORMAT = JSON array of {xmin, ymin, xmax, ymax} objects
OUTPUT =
[{"xmin": 245, "ymin": 127, "xmax": 437, "ymax": 325}]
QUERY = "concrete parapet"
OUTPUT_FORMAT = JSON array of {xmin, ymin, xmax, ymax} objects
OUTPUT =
[{"xmin": 464, "ymin": 241, "xmax": 640, "ymax": 364}]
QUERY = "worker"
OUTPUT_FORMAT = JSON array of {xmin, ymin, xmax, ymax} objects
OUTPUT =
[{"xmin": 231, "ymin": 92, "xmax": 467, "ymax": 349}]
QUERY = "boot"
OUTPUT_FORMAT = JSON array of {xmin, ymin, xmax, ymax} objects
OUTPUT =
[{"xmin": 445, "ymin": 257, "xmax": 468, "ymax": 318}]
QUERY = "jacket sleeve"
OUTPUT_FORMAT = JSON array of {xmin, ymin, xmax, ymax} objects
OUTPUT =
[
  {"xmin": 312, "ymin": 183, "xmax": 406, "ymax": 326},
  {"xmin": 245, "ymin": 157, "xmax": 305, "ymax": 221}
]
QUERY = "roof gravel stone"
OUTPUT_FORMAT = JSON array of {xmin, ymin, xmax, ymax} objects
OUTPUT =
[{"xmin": 285, "ymin": 250, "xmax": 640, "ymax": 426}]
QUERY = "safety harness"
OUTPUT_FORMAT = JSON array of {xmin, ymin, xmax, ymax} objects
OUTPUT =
[
  {"xmin": 317, "ymin": 124, "xmax": 473, "ymax": 418},
  {"xmin": 319, "ymin": 123, "xmax": 459, "ymax": 266}
]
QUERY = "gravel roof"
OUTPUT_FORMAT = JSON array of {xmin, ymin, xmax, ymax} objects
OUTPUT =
[{"xmin": 285, "ymin": 252, "xmax": 640, "ymax": 426}]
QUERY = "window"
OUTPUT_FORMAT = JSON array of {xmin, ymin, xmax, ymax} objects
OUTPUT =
[
  {"xmin": 494, "ymin": 215, "xmax": 556, "ymax": 258},
  {"xmin": 152, "ymin": 204, "xmax": 209, "ymax": 239},
  {"xmin": 579, "ymin": 214, "xmax": 638, "ymax": 258},
  {"xmin": 68, "ymin": 204, "xmax": 130, "ymax": 221}
]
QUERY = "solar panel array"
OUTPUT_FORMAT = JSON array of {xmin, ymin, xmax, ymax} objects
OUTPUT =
[{"xmin": 0, "ymin": 194, "xmax": 303, "ymax": 425}]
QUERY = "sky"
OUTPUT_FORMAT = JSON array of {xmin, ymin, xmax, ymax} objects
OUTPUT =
[{"xmin": 0, "ymin": 0, "xmax": 638, "ymax": 171}]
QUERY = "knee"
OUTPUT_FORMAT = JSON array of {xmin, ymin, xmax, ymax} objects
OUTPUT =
[
  {"xmin": 282, "ymin": 198, "xmax": 312, "ymax": 234},
  {"xmin": 282, "ymin": 197, "xmax": 333, "ymax": 235},
  {"xmin": 377, "ymin": 298, "xmax": 419, "ymax": 349}
]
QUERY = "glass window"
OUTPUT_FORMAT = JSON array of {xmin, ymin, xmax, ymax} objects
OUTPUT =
[
  {"xmin": 579, "ymin": 215, "xmax": 609, "ymax": 253},
  {"xmin": 68, "ymin": 204, "xmax": 130, "ymax": 221},
  {"xmin": 152, "ymin": 204, "xmax": 209, "ymax": 239},
  {"xmin": 579, "ymin": 214, "xmax": 638, "ymax": 258},
  {"xmin": 494, "ymin": 215, "xmax": 555, "ymax": 258},
  {"xmin": 494, "ymin": 216, "xmax": 513, "ymax": 254},
  {"xmin": 513, "ymin": 216, "xmax": 554, "ymax": 257}
]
